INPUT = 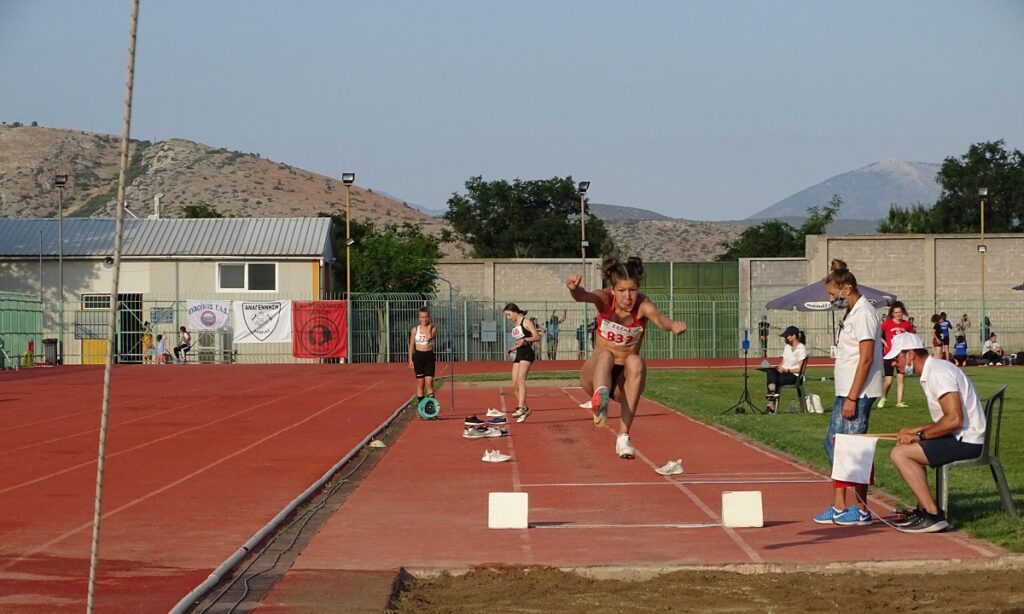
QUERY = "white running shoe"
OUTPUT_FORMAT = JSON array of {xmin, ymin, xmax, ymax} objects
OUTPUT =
[
  {"xmin": 462, "ymin": 427, "xmax": 487, "ymax": 439},
  {"xmin": 486, "ymin": 408, "xmax": 505, "ymax": 417},
  {"xmin": 483, "ymin": 427, "xmax": 508, "ymax": 438},
  {"xmin": 515, "ymin": 407, "xmax": 531, "ymax": 423},
  {"xmin": 655, "ymin": 459, "xmax": 684, "ymax": 476},
  {"xmin": 482, "ymin": 449, "xmax": 512, "ymax": 463},
  {"xmin": 579, "ymin": 400, "xmax": 593, "ymax": 409},
  {"xmin": 511, "ymin": 407, "xmax": 526, "ymax": 417},
  {"xmin": 615, "ymin": 434, "xmax": 635, "ymax": 459}
]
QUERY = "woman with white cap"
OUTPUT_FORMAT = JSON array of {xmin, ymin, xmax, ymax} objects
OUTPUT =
[{"xmin": 765, "ymin": 325, "xmax": 806, "ymax": 414}]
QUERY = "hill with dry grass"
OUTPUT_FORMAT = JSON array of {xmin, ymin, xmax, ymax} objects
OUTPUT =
[{"xmin": 0, "ymin": 124, "xmax": 741, "ymax": 261}]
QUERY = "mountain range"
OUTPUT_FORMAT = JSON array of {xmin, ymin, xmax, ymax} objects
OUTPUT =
[{"xmin": 1, "ymin": 124, "xmax": 941, "ymax": 261}]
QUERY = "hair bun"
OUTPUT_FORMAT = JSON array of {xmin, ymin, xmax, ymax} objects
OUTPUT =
[{"xmin": 830, "ymin": 258, "xmax": 848, "ymax": 273}]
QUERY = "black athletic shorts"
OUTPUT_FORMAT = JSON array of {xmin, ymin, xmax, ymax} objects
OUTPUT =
[
  {"xmin": 513, "ymin": 344, "xmax": 536, "ymax": 363},
  {"xmin": 883, "ymin": 357, "xmax": 895, "ymax": 377},
  {"xmin": 920, "ymin": 436, "xmax": 982, "ymax": 467},
  {"xmin": 412, "ymin": 349, "xmax": 435, "ymax": 378}
]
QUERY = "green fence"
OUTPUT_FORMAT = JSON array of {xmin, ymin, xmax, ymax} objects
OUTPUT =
[
  {"xmin": 0, "ymin": 292, "xmax": 44, "ymax": 368},
  {"xmin": 12, "ymin": 293, "xmax": 1024, "ymax": 365}
]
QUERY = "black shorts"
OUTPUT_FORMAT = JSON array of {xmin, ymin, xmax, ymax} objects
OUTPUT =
[
  {"xmin": 883, "ymin": 358, "xmax": 895, "ymax": 377},
  {"xmin": 412, "ymin": 349, "xmax": 435, "ymax": 378},
  {"xmin": 513, "ymin": 344, "xmax": 536, "ymax": 363},
  {"xmin": 920, "ymin": 436, "xmax": 983, "ymax": 467}
]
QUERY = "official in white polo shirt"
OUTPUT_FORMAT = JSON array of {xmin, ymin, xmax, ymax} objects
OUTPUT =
[{"xmin": 886, "ymin": 332, "xmax": 986, "ymax": 533}]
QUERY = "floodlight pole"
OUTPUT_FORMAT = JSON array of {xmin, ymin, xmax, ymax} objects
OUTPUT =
[
  {"xmin": 578, "ymin": 181, "xmax": 590, "ymax": 355},
  {"xmin": 426, "ymin": 272, "xmax": 455, "ymax": 412},
  {"xmin": 55, "ymin": 174, "xmax": 68, "ymax": 364},
  {"xmin": 978, "ymin": 187, "xmax": 988, "ymax": 346}
]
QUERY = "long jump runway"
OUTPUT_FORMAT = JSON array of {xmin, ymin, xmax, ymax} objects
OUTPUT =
[
  {"xmin": 0, "ymin": 364, "xmax": 412, "ymax": 613},
  {"xmin": 259, "ymin": 377, "xmax": 1006, "ymax": 610}
]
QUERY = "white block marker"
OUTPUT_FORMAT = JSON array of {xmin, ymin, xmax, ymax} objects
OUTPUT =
[
  {"xmin": 721, "ymin": 491, "xmax": 764, "ymax": 528},
  {"xmin": 488, "ymin": 492, "xmax": 529, "ymax": 529}
]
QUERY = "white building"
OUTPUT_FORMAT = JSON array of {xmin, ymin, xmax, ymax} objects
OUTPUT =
[{"xmin": 0, "ymin": 217, "xmax": 336, "ymax": 364}]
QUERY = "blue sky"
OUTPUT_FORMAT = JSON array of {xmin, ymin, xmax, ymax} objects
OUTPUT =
[{"xmin": 2, "ymin": 1, "xmax": 1022, "ymax": 220}]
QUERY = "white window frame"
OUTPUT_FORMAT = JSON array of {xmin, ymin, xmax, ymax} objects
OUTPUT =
[
  {"xmin": 216, "ymin": 262, "xmax": 278, "ymax": 293},
  {"xmin": 81, "ymin": 294, "xmax": 112, "ymax": 310}
]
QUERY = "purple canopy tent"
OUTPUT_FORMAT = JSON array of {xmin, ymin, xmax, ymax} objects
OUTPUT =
[{"xmin": 765, "ymin": 280, "xmax": 898, "ymax": 312}]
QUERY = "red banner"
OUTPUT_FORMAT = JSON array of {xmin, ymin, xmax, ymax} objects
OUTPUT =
[{"xmin": 292, "ymin": 301, "xmax": 348, "ymax": 359}]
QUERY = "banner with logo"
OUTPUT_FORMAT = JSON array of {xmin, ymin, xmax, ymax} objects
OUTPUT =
[
  {"xmin": 233, "ymin": 300, "xmax": 292, "ymax": 344},
  {"xmin": 186, "ymin": 300, "xmax": 232, "ymax": 331},
  {"xmin": 292, "ymin": 301, "xmax": 348, "ymax": 358}
]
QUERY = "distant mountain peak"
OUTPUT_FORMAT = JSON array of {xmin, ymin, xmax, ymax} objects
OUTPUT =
[{"xmin": 748, "ymin": 158, "xmax": 941, "ymax": 222}]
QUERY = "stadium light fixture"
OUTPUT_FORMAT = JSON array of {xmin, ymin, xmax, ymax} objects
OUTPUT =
[
  {"xmin": 342, "ymin": 172, "xmax": 356, "ymax": 299},
  {"xmin": 979, "ymin": 187, "xmax": 988, "ymax": 345}
]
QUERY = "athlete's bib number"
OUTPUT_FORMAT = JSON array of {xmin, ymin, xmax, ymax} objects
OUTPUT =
[{"xmin": 599, "ymin": 319, "xmax": 644, "ymax": 347}]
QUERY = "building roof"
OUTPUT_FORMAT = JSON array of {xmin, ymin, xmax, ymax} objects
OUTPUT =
[{"xmin": 0, "ymin": 217, "xmax": 335, "ymax": 260}]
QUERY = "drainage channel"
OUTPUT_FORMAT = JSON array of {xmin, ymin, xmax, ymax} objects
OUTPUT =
[{"xmin": 185, "ymin": 405, "xmax": 416, "ymax": 613}]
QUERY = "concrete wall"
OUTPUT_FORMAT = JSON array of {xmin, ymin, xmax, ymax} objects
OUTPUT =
[
  {"xmin": 743, "ymin": 233, "xmax": 1024, "ymax": 357},
  {"xmin": 438, "ymin": 258, "xmax": 600, "ymax": 302}
]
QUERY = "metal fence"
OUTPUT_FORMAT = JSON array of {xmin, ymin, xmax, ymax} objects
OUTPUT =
[{"xmin": 5, "ymin": 293, "xmax": 1022, "ymax": 366}]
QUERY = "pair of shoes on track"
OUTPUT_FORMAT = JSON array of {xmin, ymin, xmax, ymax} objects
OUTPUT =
[
  {"xmin": 465, "ymin": 415, "xmax": 507, "ymax": 427},
  {"xmin": 462, "ymin": 426, "xmax": 508, "ymax": 439},
  {"xmin": 481, "ymin": 449, "xmax": 512, "ymax": 463}
]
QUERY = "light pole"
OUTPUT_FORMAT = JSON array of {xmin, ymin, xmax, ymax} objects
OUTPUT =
[
  {"xmin": 341, "ymin": 172, "xmax": 355, "ymax": 298},
  {"xmin": 578, "ymin": 180, "xmax": 590, "ymax": 286},
  {"xmin": 978, "ymin": 187, "xmax": 988, "ymax": 346},
  {"xmin": 55, "ymin": 174, "xmax": 68, "ymax": 365}
]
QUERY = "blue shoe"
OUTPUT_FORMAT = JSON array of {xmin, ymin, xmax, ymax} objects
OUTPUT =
[
  {"xmin": 812, "ymin": 506, "xmax": 843, "ymax": 524},
  {"xmin": 833, "ymin": 506, "xmax": 873, "ymax": 526}
]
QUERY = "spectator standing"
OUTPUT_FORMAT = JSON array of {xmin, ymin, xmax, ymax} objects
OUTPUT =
[
  {"xmin": 546, "ymin": 310, "xmax": 566, "ymax": 360},
  {"xmin": 879, "ymin": 302, "xmax": 915, "ymax": 408},
  {"xmin": 408, "ymin": 306, "xmax": 437, "ymax": 404},
  {"xmin": 141, "ymin": 321, "xmax": 154, "ymax": 364},
  {"xmin": 758, "ymin": 315, "xmax": 771, "ymax": 359},
  {"xmin": 154, "ymin": 334, "xmax": 167, "ymax": 364},
  {"xmin": 813, "ymin": 259, "xmax": 883, "ymax": 527}
]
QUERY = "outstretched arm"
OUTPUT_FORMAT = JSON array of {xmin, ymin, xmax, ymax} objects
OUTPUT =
[
  {"xmin": 566, "ymin": 274, "xmax": 609, "ymax": 310},
  {"xmin": 639, "ymin": 300, "xmax": 687, "ymax": 335}
]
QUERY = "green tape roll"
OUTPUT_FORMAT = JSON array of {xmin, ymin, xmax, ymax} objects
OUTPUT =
[{"xmin": 417, "ymin": 397, "xmax": 440, "ymax": 420}]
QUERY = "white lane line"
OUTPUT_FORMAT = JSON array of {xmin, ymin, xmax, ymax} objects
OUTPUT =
[
  {"xmin": 520, "ymin": 479, "xmax": 830, "ymax": 487},
  {"xmin": 532, "ymin": 522, "xmax": 721, "ymax": 530}
]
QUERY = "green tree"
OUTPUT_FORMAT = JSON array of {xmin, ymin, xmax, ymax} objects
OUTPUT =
[
  {"xmin": 320, "ymin": 214, "xmax": 441, "ymax": 294},
  {"xmin": 443, "ymin": 176, "xmax": 615, "ymax": 258},
  {"xmin": 182, "ymin": 203, "xmax": 223, "ymax": 218},
  {"xmin": 717, "ymin": 195, "xmax": 842, "ymax": 260},
  {"xmin": 879, "ymin": 140, "xmax": 1024, "ymax": 233}
]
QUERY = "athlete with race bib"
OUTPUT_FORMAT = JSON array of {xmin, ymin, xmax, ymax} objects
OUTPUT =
[{"xmin": 567, "ymin": 256, "xmax": 688, "ymax": 458}]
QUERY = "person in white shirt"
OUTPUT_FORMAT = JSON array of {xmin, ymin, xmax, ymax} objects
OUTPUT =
[
  {"xmin": 765, "ymin": 325, "xmax": 807, "ymax": 413},
  {"xmin": 813, "ymin": 259, "xmax": 883, "ymax": 527},
  {"xmin": 886, "ymin": 333, "xmax": 986, "ymax": 533},
  {"xmin": 981, "ymin": 332, "xmax": 1006, "ymax": 366}
]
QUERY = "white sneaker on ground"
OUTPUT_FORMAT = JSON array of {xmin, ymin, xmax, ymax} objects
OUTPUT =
[
  {"xmin": 483, "ymin": 427, "xmax": 508, "ymax": 438},
  {"xmin": 615, "ymin": 434, "xmax": 635, "ymax": 459},
  {"xmin": 877, "ymin": 398, "xmax": 886, "ymax": 408},
  {"xmin": 579, "ymin": 400, "xmax": 593, "ymax": 409},
  {"xmin": 511, "ymin": 407, "xmax": 526, "ymax": 417},
  {"xmin": 655, "ymin": 459, "xmax": 684, "ymax": 475},
  {"xmin": 462, "ymin": 427, "xmax": 487, "ymax": 439},
  {"xmin": 482, "ymin": 449, "xmax": 512, "ymax": 463},
  {"xmin": 486, "ymin": 408, "xmax": 505, "ymax": 417},
  {"xmin": 515, "ymin": 407, "xmax": 531, "ymax": 423}
]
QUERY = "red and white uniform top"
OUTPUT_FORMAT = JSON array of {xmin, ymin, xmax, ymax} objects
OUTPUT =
[
  {"xmin": 881, "ymin": 318, "xmax": 915, "ymax": 349},
  {"xmin": 596, "ymin": 295, "xmax": 648, "ymax": 347}
]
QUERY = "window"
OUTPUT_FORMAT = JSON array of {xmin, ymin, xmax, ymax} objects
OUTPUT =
[
  {"xmin": 82, "ymin": 294, "xmax": 111, "ymax": 310},
  {"xmin": 218, "ymin": 262, "xmax": 278, "ymax": 292}
]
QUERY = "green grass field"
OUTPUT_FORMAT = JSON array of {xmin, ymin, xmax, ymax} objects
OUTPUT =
[{"xmin": 456, "ymin": 365, "xmax": 1024, "ymax": 551}]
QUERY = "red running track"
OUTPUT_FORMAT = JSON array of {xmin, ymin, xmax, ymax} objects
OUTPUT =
[
  {"xmin": 0, "ymin": 363, "xmax": 416, "ymax": 613},
  {"xmin": 260, "ymin": 377, "xmax": 1005, "ymax": 610}
]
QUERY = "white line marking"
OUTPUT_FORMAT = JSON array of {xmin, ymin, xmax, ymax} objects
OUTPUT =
[
  {"xmin": 520, "ymin": 479, "xmax": 829, "ymax": 487},
  {"xmin": 532, "ymin": 522, "xmax": 721, "ymax": 530}
]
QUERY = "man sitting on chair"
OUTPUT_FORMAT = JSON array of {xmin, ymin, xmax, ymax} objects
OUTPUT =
[
  {"xmin": 765, "ymin": 326, "xmax": 806, "ymax": 414},
  {"xmin": 173, "ymin": 326, "xmax": 193, "ymax": 364},
  {"xmin": 887, "ymin": 333, "xmax": 986, "ymax": 533}
]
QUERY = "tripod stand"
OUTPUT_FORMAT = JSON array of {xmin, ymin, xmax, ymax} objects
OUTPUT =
[{"xmin": 722, "ymin": 344, "xmax": 763, "ymax": 415}]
